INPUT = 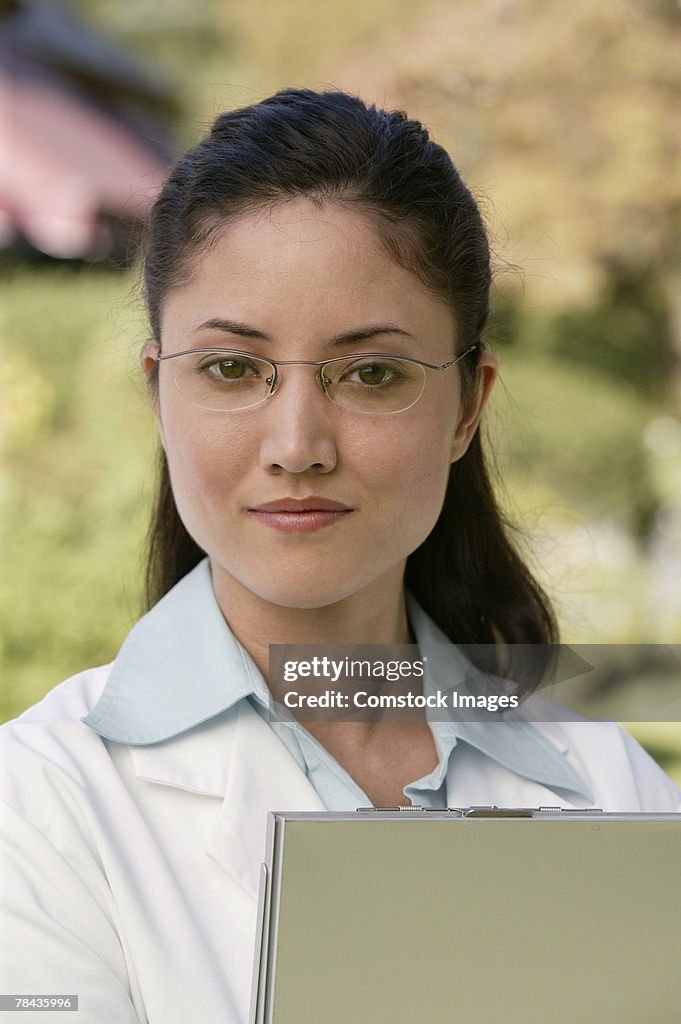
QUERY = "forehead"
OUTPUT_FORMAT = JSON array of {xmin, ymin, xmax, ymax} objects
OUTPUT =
[{"xmin": 159, "ymin": 199, "xmax": 455, "ymax": 343}]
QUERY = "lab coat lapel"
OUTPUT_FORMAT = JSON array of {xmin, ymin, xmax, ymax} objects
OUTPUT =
[
  {"xmin": 130, "ymin": 704, "xmax": 327, "ymax": 897},
  {"xmin": 130, "ymin": 698, "xmax": 324, "ymax": 900},
  {"xmin": 204, "ymin": 701, "xmax": 325, "ymax": 898},
  {"xmin": 130, "ymin": 700, "xmax": 327, "ymax": 901}
]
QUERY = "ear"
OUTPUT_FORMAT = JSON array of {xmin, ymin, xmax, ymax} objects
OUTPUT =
[
  {"xmin": 140, "ymin": 341, "xmax": 160, "ymax": 383},
  {"xmin": 140, "ymin": 342, "xmax": 166, "ymax": 447},
  {"xmin": 449, "ymin": 350, "xmax": 498, "ymax": 463}
]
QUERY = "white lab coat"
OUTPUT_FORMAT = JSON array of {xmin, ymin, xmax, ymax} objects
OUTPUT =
[{"xmin": 1, "ymin": 637, "xmax": 680, "ymax": 1021}]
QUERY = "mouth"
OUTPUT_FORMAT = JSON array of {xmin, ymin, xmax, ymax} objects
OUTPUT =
[{"xmin": 247, "ymin": 497, "xmax": 354, "ymax": 533}]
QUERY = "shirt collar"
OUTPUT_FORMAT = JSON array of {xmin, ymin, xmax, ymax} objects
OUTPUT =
[
  {"xmin": 82, "ymin": 559, "xmax": 267, "ymax": 744},
  {"xmin": 82, "ymin": 558, "xmax": 591, "ymax": 800},
  {"xmin": 406, "ymin": 594, "xmax": 592, "ymax": 801}
]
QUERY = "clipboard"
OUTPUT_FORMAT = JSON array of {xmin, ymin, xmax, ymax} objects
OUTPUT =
[{"xmin": 250, "ymin": 807, "xmax": 681, "ymax": 1024}]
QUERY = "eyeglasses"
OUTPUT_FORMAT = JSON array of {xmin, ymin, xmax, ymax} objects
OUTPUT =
[{"xmin": 155, "ymin": 344, "xmax": 479, "ymax": 415}]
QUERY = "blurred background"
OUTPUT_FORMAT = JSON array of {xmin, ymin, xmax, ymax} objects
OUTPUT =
[{"xmin": 1, "ymin": 0, "xmax": 680, "ymax": 778}]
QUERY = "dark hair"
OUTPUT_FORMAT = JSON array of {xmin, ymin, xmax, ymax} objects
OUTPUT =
[{"xmin": 141, "ymin": 88, "xmax": 558, "ymax": 691}]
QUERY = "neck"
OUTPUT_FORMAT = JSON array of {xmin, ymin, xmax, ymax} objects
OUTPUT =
[{"xmin": 209, "ymin": 560, "xmax": 411, "ymax": 683}]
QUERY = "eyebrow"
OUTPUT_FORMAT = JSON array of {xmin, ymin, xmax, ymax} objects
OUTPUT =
[{"xmin": 192, "ymin": 317, "xmax": 416, "ymax": 348}]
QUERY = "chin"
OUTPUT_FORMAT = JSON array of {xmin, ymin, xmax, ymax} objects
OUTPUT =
[
  {"xmin": 244, "ymin": 574, "xmax": 363, "ymax": 611},
  {"xmin": 221, "ymin": 552, "xmax": 384, "ymax": 610},
  {"xmin": 212, "ymin": 543, "xmax": 408, "ymax": 611}
]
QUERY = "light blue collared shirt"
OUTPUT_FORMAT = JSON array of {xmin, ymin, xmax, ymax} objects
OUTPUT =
[{"xmin": 82, "ymin": 559, "xmax": 592, "ymax": 809}]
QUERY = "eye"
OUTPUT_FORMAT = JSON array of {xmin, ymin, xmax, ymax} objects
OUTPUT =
[
  {"xmin": 199, "ymin": 355, "xmax": 261, "ymax": 381},
  {"xmin": 342, "ymin": 359, "xmax": 406, "ymax": 387}
]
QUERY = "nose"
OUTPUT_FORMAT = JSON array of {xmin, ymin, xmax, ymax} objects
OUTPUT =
[{"xmin": 257, "ymin": 366, "xmax": 338, "ymax": 476}]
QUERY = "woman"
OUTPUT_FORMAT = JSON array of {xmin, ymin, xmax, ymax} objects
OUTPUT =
[{"xmin": 1, "ymin": 88, "xmax": 679, "ymax": 1023}]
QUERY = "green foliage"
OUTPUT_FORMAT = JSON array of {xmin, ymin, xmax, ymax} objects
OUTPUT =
[
  {"xmin": 491, "ymin": 351, "xmax": 657, "ymax": 538},
  {"xmin": 0, "ymin": 266, "xmax": 156, "ymax": 721},
  {"xmin": 499, "ymin": 271, "xmax": 675, "ymax": 399}
]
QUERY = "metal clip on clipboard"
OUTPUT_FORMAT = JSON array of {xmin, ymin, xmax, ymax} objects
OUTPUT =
[{"xmin": 356, "ymin": 804, "xmax": 604, "ymax": 816}]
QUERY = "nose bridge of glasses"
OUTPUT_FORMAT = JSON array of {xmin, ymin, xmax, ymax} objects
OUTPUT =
[{"xmin": 266, "ymin": 356, "xmax": 333, "ymax": 401}]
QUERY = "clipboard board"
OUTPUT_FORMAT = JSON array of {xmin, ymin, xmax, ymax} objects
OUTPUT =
[{"xmin": 250, "ymin": 807, "xmax": 681, "ymax": 1024}]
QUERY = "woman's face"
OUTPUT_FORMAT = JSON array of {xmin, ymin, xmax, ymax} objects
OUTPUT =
[{"xmin": 143, "ymin": 199, "xmax": 497, "ymax": 610}]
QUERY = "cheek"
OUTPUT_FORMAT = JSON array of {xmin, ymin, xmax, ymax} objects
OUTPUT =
[
  {"xmin": 160, "ymin": 408, "xmax": 252, "ymax": 525},
  {"xmin": 374, "ymin": 416, "xmax": 455, "ymax": 533}
]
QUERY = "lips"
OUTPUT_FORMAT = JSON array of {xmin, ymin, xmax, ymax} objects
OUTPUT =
[
  {"xmin": 247, "ymin": 497, "xmax": 354, "ymax": 533},
  {"xmin": 250, "ymin": 497, "xmax": 352, "ymax": 513}
]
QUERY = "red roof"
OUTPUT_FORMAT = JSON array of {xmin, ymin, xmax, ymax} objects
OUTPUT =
[{"xmin": 0, "ymin": 1, "xmax": 176, "ymax": 260}]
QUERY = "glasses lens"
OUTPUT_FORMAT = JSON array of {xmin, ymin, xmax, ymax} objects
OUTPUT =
[
  {"xmin": 171, "ymin": 351, "xmax": 273, "ymax": 411},
  {"xmin": 323, "ymin": 356, "xmax": 426, "ymax": 413}
]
